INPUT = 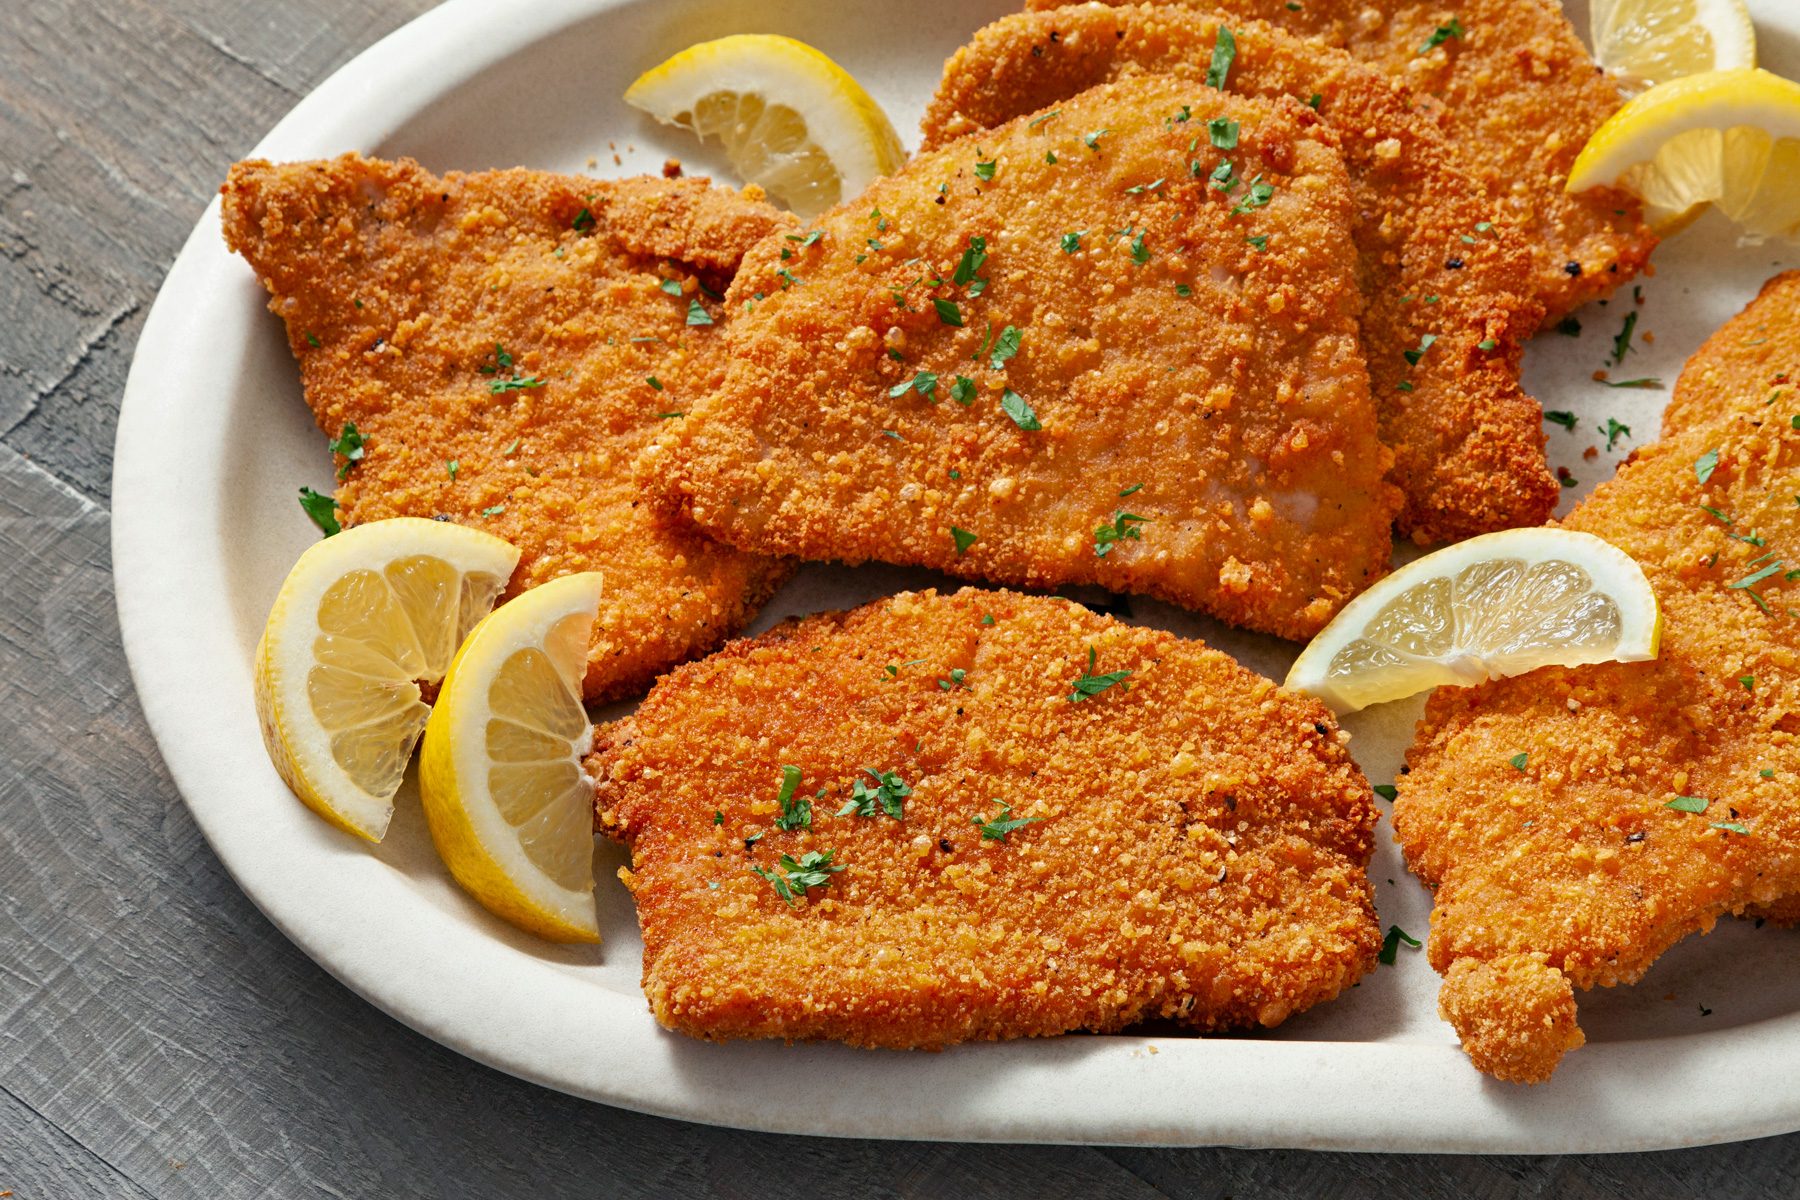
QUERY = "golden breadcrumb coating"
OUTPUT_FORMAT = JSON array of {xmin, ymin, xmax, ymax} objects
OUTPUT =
[
  {"xmin": 1438, "ymin": 954, "xmax": 1584, "ymax": 1085},
  {"xmin": 1395, "ymin": 276, "xmax": 1800, "ymax": 1082},
  {"xmin": 1028, "ymin": 0, "xmax": 1657, "ymax": 324},
  {"xmin": 922, "ymin": 5, "xmax": 1554, "ymax": 543},
  {"xmin": 650, "ymin": 77, "xmax": 1399, "ymax": 641},
  {"xmin": 592, "ymin": 587, "xmax": 1380, "ymax": 1047},
  {"xmin": 1663, "ymin": 271, "xmax": 1800, "ymax": 436},
  {"xmin": 220, "ymin": 154, "xmax": 795, "ymax": 702}
]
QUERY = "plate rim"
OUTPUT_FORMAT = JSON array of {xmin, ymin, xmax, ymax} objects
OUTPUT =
[{"xmin": 110, "ymin": 0, "xmax": 1800, "ymax": 1152}]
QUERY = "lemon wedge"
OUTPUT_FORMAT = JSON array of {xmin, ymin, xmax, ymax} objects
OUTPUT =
[
  {"xmin": 1568, "ymin": 68, "xmax": 1800, "ymax": 239},
  {"xmin": 1591, "ymin": 0, "xmax": 1756, "ymax": 93},
  {"xmin": 624, "ymin": 34, "xmax": 904, "ymax": 218},
  {"xmin": 418, "ymin": 571, "xmax": 605, "ymax": 943},
  {"xmin": 254, "ymin": 518, "xmax": 520, "ymax": 842},
  {"xmin": 1286, "ymin": 529, "xmax": 1661, "ymax": 714}
]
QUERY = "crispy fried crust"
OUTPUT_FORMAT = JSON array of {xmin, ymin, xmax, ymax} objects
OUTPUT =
[
  {"xmin": 1395, "ymin": 276, "xmax": 1800, "ymax": 1082},
  {"xmin": 1663, "ymin": 271, "xmax": 1800, "ymax": 436},
  {"xmin": 1028, "ymin": 0, "xmax": 1656, "ymax": 324},
  {"xmin": 220, "ymin": 154, "xmax": 795, "ymax": 702},
  {"xmin": 652, "ymin": 77, "xmax": 1399, "ymax": 641},
  {"xmin": 592, "ymin": 587, "xmax": 1380, "ymax": 1047},
  {"xmin": 1438, "ymin": 954, "xmax": 1584, "ymax": 1085},
  {"xmin": 922, "ymin": 5, "xmax": 1555, "ymax": 542}
]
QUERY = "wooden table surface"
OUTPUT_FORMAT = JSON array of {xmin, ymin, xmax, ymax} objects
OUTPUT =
[{"xmin": 3, "ymin": 2, "xmax": 1798, "ymax": 1195}]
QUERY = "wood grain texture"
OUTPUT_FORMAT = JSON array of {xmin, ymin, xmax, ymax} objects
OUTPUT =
[{"xmin": 1, "ymin": 1, "xmax": 1799, "ymax": 1196}]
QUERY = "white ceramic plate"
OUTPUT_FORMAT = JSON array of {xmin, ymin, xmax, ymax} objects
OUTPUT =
[{"xmin": 114, "ymin": 0, "xmax": 1800, "ymax": 1151}]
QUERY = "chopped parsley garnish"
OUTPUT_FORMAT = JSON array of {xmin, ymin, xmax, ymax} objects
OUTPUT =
[
  {"xmin": 1373, "ymin": 784, "xmax": 1399, "ymax": 801},
  {"xmin": 1730, "ymin": 561, "xmax": 1783, "ymax": 590},
  {"xmin": 1713, "ymin": 821, "xmax": 1751, "ymax": 835},
  {"xmin": 1600, "ymin": 377, "xmax": 1663, "ymax": 389},
  {"xmin": 1208, "ymin": 117, "xmax": 1240, "ymax": 150},
  {"xmin": 972, "ymin": 799, "xmax": 1042, "ymax": 843},
  {"xmin": 328, "ymin": 422, "xmax": 367, "ymax": 480},
  {"xmin": 713, "ymin": 810, "xmax": 724, "ymax": 826},
  {"xmin": 304, "ymin": 331, "xmax": 321, "ymax": 348},
  {"xmin": 1695, "ymin": 448, "xmax": 1720, "ymax": 483},
  {"xmin": 1557, "ymin": 316, "xmax": 1582, "ymax": 337},
  {"xmin": 656, "ymin": 411, "xmax": 687, "ymax": 419},
  {"xmin": 974, "ymin": 158, "xmax": 997, "ymax": 181},
  {"xmin": 889, "ymin": 371, "xmax": 939, "ymax": 402},
  {"xmin": 1000, "ymin": 389, "xmax": 1040, "ymax": 430},
  {"xmin": 933, "ymin": 297, "xmax": 965, "ymax": 327},
  {"xmin": 1545, "ymin": 410, "xmax": 1577, "ymax": 430},
  {"xmin": 686, "ymin": 299, "xmax": 714, "ymax": 327},
  {"xmin": 1379, "ymin": 925, "xmax": 1421, "ymax": 965},
  {"xmin": 1061, "ymin": 231, "xmax": 1084, "ymax": 253},
  {"xmin": 572, "ymin": 207, "xmax": 595, "ymax": 232},
  {"xmin": 1477, "ymin": 339, "xmax": 1497, "ymax": 351},
  {"xmin": 786, "ymin": 229, "xmax": 824, "ymax": 249},
  {"xmin": 1206, "ymin": 26, "xmax": 1237, "ymax": 90},
  {"xmin": 298, "ymin": 487, "xmax": 340, "ymax": 536},
  {"xmin": 481, "ymin": 504, "xmax": 506, "ymax": 518},
  {"xmin": 1093, "ymin": 510, "xmax": 1149, "ymax": 558},
  {"xmin": 1404, "ymin": 333, "xmax": 1439, "ymax": 366},
  {"xmin": 1509, "ymin": 752, "xmax": 1528, "ymax": 770},
  {"xmin": 659, "ymin": 278, "xmax": 683, "ymax": 296},
  {"xmin": 989, "ymin": 324, "xmax": 1022, "ymax": 369},
  {"xmin": 1666, "ymin": 795, "xmax": 1710, "ymax": 813},
  {"xmin": 1129, "ymin": 229, "xmax": 1150, "ymax": 264},
  {"xmin": 772, "ymin": 765, "xmax": 811, "ymax": 831},
  {"xmin": 1230, "ymin": 176, "xmax": 1274, "ymax": 215},
  {"xmin": 1740, "ymin": 674, "xmax": 1756, "ymax": 692},
  {"xmin": 1611, "ymin": 310, "xmax": 1638, "ymax": 366},
  {"xmin": 951, "ymin": 526, "xmax": 979, "ymax": 555},
  {"xmin": 949, "ymin": 375, "xmax": 977, "ymax": 406},
  {"xmin": 839, "ymin": 768, "xmax": 912, "ymax": 821},
  {"xmin": 1028, "ymin": 109, "xmax": 1061, "ymax": 128},
  {"xmin": 939, "ymin": 667, "xmax": 968, "ymax": 691},
  {"xmin": 490, "ymin": 376, "xmax": 545, "ymax": 394},
  {"xmin": 751, "ymin": 850, "xmax": 844, "ymax": 907},
  {"xmin": 1175, "ymin": 282, "xmax": 1193, "ymax": 296},
  {"xmin": 953, "ymin": 236, "xmax": 989, "ymax": 286},
  {"xmin": 646, "ymin": 375, "xmax": 663, "ymax": 390},
  {"xmin": 1418, "ymin": 17, "xmax": 1464, "ymax": 55},
  {"xmin": 1118, "ymin": 482, "xmax": 1144, "ymax": 497},
  {"xmin": 1600, "ymin": 417, "xmax": 1630, "ymax": 450},
  {"xmin": 1068, "ymin": 645, "xmax": 1131, "ymax": 703},
  {"xmin": 445, "ymin": 459, "xmax": 458, "ymax": 480},
  {"xmin": 1082, "ymin": 128, "xmax": 1112, "ymax": 151}
]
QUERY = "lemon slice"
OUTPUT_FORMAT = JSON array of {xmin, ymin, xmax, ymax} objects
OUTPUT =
[
  {"xmin": 1286, "ymin": 529, "xmax": 1661, "ymax": 714},
  {"xmin": 1591, "ymin": 0, "xmax": 1756, "ymax": 93},
  {"xmin": 255, "ymin": 518, "xmax": 520, "ymax": 842},
  {"xmin": 418, "ymin": 571, "xmax": 604, "ymax": 943},
  {"xmin": 624, "ymin": 34, "xmax": 905, "ymax": 218},
  {"xmin": 1568, "ymin": 68, "xmax": 1800, "ymax": 239}
]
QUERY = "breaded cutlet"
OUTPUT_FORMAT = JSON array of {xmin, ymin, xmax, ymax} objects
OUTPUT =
[
  {"xmin": 221, "ymin": 154, "xmax": 794, "ymax": 702},
  {"xmin": 923, "ymin": 4, "xmax": 1555, "ymax": 543},
  {"xmin": 1029, "ymin": 0, "xmax": 1657, "ymax": 325},
  {"xmin": 1395, "ymin": 275, "xmax": 1800, "ymax": 1083},
  {"xmin": 592, "ymin": 587, "xmax": 1381, "ymax": 1047},
  {"xmin": 649, "ymin": 75, "xmax": 1400, "ymax": 642}
]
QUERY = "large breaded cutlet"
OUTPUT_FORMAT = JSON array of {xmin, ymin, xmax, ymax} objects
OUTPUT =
[
  {"xmin": 221, "ymin": 154, "xmax": 794, "ymax": 702},
  {"xmin": 1394, "ymin": 275, "xmax": 1800, "ymax": 1084},
  {"xmin": 649, "ymin": 75, "xmax": 1400, "ymax": 642},
  {"xmin": 1030, "ymin": 0, "xmax": 1657, "ymax": 325},
  {"xmin": 592, "ymin": 587, "xmax": 1381, "ymax": 1047},
  {"xmin": 923, "ymin": 4, "xmax": 1555, "ymax": 543}
]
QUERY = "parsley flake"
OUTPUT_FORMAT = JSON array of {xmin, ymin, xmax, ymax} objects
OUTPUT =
[
  {"xmin": 1379, "ymin": 925, "xmax": 1422, "ymax": 965},
  {"xmin": 1611, "ymin": 310, "xmax": 1638, "ymax": 366},
  {"xmin": 953, "ymin": 236, "xmax": 988, "ymax": 287},
  {"xmin": 1093, "ymin": 510, "xmax": 1149, "ymax": 558},
  {"xmin": 973, "ymin": 799, "xmax": 1042, "ymax": 843},
  {"xmin": 1544, "ymin": 410, "xmax": 1577, "ymax": 430},
  {"xmin": 1695, "ymin": 448, "xmax": 1720, "ymax": 483},
  {"xmin": 772, "ymin": 765, "xmax": 811, "ymax": 832},
  {"xmin": 949, "ymin": 375, "xmax": 977, "ymax": 406},
  {"xmin": 1129, "ymin": 229, "xmax": 1150, "ymax": 264},
  {"xmin": 1208, "ymin": 116, "xmax": 1240, "ymax": 150},
  {"xmin": 1404, "ymin": 333, "xmax": 1439, "ymax": 366},
  {"xmin": 445, "ymin": 459, "xmax": 458, "ymax": 480},
  {"xmin": 1666, "ymin": 795, "xmax": 1710, "ymax": 813},
  {"xmin": 889, "ymin": 371, "xmax": 940, "ymax": 402},
  {"xmin": 751, "ymin": 850, "xmax": 844, "ymax": 907},
  {"xmin": 686, "ymin": 299, "xmax": 714, "ymax": 327},
  {"xmin": 933, "ymin": 297, "xmax": 965, "ymax": 327},
  {"xmin": 1000, "ymin": 389, "xmax": 1041, "ymax": 431},
  {"xmin": 1068, "ymin": 645, "xmax": 1131, "ymax": 703},
  {"xmin": 659, "ymin": 278, "xmax": 683, "ymax": 296},
  {"xmin": 1509, "ymin": 752, "xmax": 1528, "ymax": 770},
  {"xmin": 1600, "ymin": 417, "xmax": 1630, "ymax": 450},
  {"xmin": 1373, "ymin": 784, "xmax": 1399, "ymax": 801},
  {"xmin": 1418, "ymin": 17, "xmax": 1465, "ymax": 55},
  {"xmin": 298, "ymin": 487, "xmax": 340, "ymax": 537},
  {"xmin": 1060, "ymin": 231, "xmax": 1084, "ymax": 253},
  {"xmin": 328, "ymin": 422, "xmax": 367, "ymax": 481},
  {"xmin": 839, "ymin": 768, "xmax": 912, "ymax": 821},
  {"xmin": 989, "ymin": 325, "xmax": 1022, "ymax": 369},
  {"xmin": 1082, "ymin": 128, "xmax": 1112, "ymax": 151},
  {"xmin": 938, "ymin": 667, "xmax": 968, "ymax": 691},
  {"xmin": 572, "ymin": 207, "xmax": 595, "ymax": 232},
  {"xmin": 951, "ymin": 526, "xmax": 979, "ymax": 555},
  {"xmin": 974, "ymin": 158, "xmax": 997, "ymax": 181},
  {"xmin": 1206, "ymin": 26, "xmax": 1238, "ymax": 89}
]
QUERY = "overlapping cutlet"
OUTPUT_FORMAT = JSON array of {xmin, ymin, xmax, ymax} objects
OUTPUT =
[
  {"xmin": 648, "ymin": 76, "xmax": 1400, "ymax": 642},
  {"xmin": 592, "ymin": 587, "xmax": 1381, "ymax": 1047},
  {"xmin": 1394, "ymin": 275, "xmax": 1800, "ymax": 1083},
  {"xmin": 220, "ymin": 154, "xmax": 795, "ymax": 702},
  {"xmin": 1028, "ymin": 0, "xmax": 1656, "ymax": 325},
  {"xmin": 1662, "ymin": 271, "xmax": 1800, "ymax": 435},
  {"xmin": 923, "ymin": 4, "xmax": 1555, "ymax": 543}
]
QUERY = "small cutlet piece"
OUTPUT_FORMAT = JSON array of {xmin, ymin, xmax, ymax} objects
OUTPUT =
[
  {"xmin": 221, "ymin": 154, "xmax": 795, "ymax": 703},
  {"xmin": 650, "ymin": 76, "xmax": 1399, "ymax": 641},
  {"xmin": 592, "ymin": 587, "xmax": 1381, "ymax": 1048},
  {"xmin": 1395, "ymin": 277, "xmax": 1800, "ymax": 1082},
  {"xmin": 1662, "ymin": 270, "xmax": 1800, "ymax": 435},
  {"xmin": 1028, "ymin": 0, "xmax": 1657, "ymax": 325},
  {"xmin": 922, "ymin": 5, "xmax": 1554, "ymax": 542}
]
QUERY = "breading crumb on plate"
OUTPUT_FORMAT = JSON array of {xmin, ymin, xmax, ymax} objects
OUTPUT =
[{"xmin": 593, "ymin": 587, "xmax": 1381, "ymax": 1047}]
